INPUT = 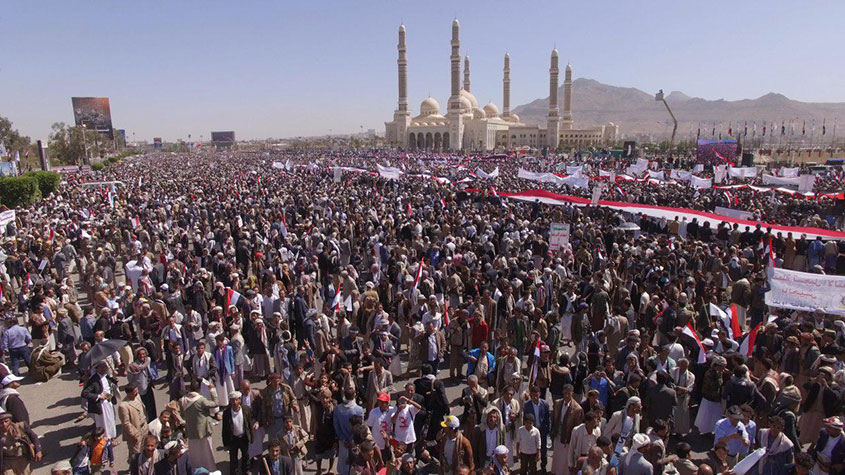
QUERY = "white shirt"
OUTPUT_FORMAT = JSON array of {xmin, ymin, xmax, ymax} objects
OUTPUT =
[
  {"xmin": 516, "ymin": 426, "xmax": 541, "ymax": 454},
  {"xmin": 822, "ymin": 434, "xmax": 842, "ymax": 459},
  {"xmin": 391, "ymin": 405, "xmax": 420, "ymax": 444},
  {"xmin": 427, "ymin": 333, "xmax": 438, "ymax": 360},
  {"xmin": 366, "ymin": 406, "xmax": 392, "ymax": 449},
  {"xmin": 231, "ymin": 407, "xmax": 244, "ymax": 436},
  {"xmin": 485, "ymin": 427, "xmax": 500, "ymax": 457}
]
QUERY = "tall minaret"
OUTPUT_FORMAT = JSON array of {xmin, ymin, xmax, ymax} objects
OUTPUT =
[
  {"xmin": 447, "ymin": 18, "xmax": 464, "ymax": 150},
  {"xmin": 562, "ymin": 63, "xmax": 573, "ymax": 130},
  {"xmin": 392, "ymin": 24, "xmax": 412, "ymax": 148},
  {"xmin": 547, "ymin": 48, "xmax": 561, "ymax": 150},
  {"xmin": 502, "ymin": 53, "xmax": 511, "ymax": 118},
  {"xmin": 463, "ymin": 55, "xmax": 471, "ymax": 92}
]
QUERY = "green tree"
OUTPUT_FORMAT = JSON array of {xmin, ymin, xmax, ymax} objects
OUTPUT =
[{"xmin": 48, "ymin": 122, "xmax": 107, "ymax": 165}]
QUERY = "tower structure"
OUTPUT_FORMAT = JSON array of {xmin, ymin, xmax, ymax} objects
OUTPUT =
[
  {"xmin": 463, "ymin": 55, "xmax": 471, "ymax": 92},
  {"xmin": 502, "ymin": 53, "xmax": 510, "ymax": 118},
  {"xmin": 562, "ymin": 63, "xmax": 573, "ymax": 130},
  {"xmin": 547, "ymin": 48, "xmax": 561, "ymax": 150},
  {"xmin": 447, "ymin": 18, "xmax": 464, "ymax": 150},
  {"xmin": 392, "ymin": 24, "xmax": 411, "ymax": 147}
]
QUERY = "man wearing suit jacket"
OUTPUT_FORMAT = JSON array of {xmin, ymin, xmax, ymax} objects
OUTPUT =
[
  {"xmin": 644, "ymin": 371, "xmax": 676, "ymax": 429},
  {"xmin": 491, "ymin": 386, "xmax": 521, "ymax": 466},
  {"xmin": 257, "ymin": 438, "xmax": 296, "ymax": 475},
  {"xmin": 82, "ymin": 361, "xmax": 120, "ymax": 440},
  {"xmin": 522, "ymin": 386, "xmax": 550, "ymax": 473},
  {"xmin": 118, "ymin": 382, "xmax": 150, "ymax": 465},
  {"xmin": 222, "ymin": 391, "xmax": 256, "ymax": 475},
  {"xmin": 605, "ymin": 396, "xmax": 642, "ymax": 454},
  {"xmin": 550, "ymin": 384, "xmax": 584, "ymax": 475}
]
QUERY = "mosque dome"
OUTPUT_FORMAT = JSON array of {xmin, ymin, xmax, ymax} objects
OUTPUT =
[
  {"xmin": 509, "ymin": 113, "xmax": 520, "ymax": 122},
  {"xmin": 460, "ymin": 89, "xmax": 478, "ymax": 108},
  {"xmin": 483, "ymin": 102, "xmax": 499, "ymax": 118},
  {"xmin": 457, "ymin": 95, "xmax": 472, "ymax": 112},
  {"xmin": 420, "ymin": 97, "xmax": 440, "ymax": 116},
  {"xmin": 472, "ymin": 107, "xmax": 486, "ymax": 119}
]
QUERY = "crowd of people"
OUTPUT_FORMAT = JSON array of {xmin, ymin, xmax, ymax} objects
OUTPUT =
[{"xmin": 0, "ymin": 148, "xmax": 844, "ymax": 475}]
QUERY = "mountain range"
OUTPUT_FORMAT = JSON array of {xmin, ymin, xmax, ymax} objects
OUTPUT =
[{"xmin": 511, "ymin": 78, "xmax": 845, "ymax": 140}]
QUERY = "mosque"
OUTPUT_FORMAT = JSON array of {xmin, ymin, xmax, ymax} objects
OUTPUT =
[{"xmin": 384, "ymin": 19, "xmax": 618, "ymax": 152}]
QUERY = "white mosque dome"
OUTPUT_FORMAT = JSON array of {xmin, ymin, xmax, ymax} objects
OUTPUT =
[
  {"xmin": 460, "ymin": 89, "xmax": 478, "ymax": 108},
  {"xmin": 420, "ymin": 97, "xmax": 440, "ymax": 116},
  {"xmin": 457, "ymin": 95, "xmax": 472, "ymax": 112},
  {"xmin": 509, "ymin": 113, "xmax": 520, "ymax": 122},
  {"xmin": 483, "ymin": 102, "xmax": 499, "ymax": 118},
  {"xmin": 472, "ymin": 107, "xmax": 486, "ymax": 119}
]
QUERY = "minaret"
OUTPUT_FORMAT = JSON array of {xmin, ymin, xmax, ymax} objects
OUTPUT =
[
  {"xmin": 392, "ymin": 24, "xmax": 412, "ymax": 147},
  {"xmin": 463, "ymin": 55, "xmax": 471, "ymax": 92},
  {"xmin": 502, "ymin": 53, "xmax": 511, "ymax": 118},
  {"xmin": 547, "ymin": 48, "xmax": 560, "ymax": 150},
  {"xmin": 398, "ymin": 24, "xmax": 408, "ymax": 115},
  {"xmin": 447, "ymin": 18, "xmax": 464, "ymax": 150},
  {"xmin": 562, "ymin": 63, "xmax": 573, "ymax": 130}
]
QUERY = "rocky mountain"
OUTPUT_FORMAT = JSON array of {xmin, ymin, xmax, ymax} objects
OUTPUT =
[{"xmin": 511, "ymin": 78, "xmax": 845, "ymax": 140}]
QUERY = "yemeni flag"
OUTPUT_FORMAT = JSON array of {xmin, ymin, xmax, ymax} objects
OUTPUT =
[
  {"xmin": 714, "ymin": 151, "xmax": 734, "ymax": 166},
  {"xmin": 407, "ymin": 202, "xmax": 413, "ymax": 217},
  {"xmin": 615, "ymin": 185, "xmax": 625, "ymax": 197},
  {"xmin": 332, "ymin": 289, "xmax": 343, "ymax": 313},
  {"xmin": 440, "ymin": 198, "xmax": 447, "ymax": 209},
  {"xmin": 280, "ymin": 213, "xmax": 288, "ymax": 238},
  {"xmin": 682, "ymin": 322, "xmax": 707, "ymax": 364},
  {"xmin": 529, "ymin": 338, "xmax": 542, "ymax": 384},
  {"xmin": 47, "ymin": 228, "xmax": 55, "ymax": 242},
  {"xmin": 131, "ymin": 216, "xmax": 141, "ymax": 229},
  {"xmin": 739, "ymin": 322, "xmax": 763, "ymax": 357},
  {"xmin": 226, "ymin": 288, "xmax": 242, "ymax": 309},
  {"xmin": 710, "ymin": 303, "xmax": 740, "ymax": 339},
  {"xmin": 412, "ymin": 258, "xmax": 424, "ymax": 290}
]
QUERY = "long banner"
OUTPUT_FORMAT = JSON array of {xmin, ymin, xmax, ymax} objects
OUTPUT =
[{"xmin": 766, "ymin": 267, "xmax": 845, "ymax": 316}]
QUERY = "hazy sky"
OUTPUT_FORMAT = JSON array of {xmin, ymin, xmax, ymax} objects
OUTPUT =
[{"xmin": 2, "ymin": 1, "xmax": 843, "ymax": 142}]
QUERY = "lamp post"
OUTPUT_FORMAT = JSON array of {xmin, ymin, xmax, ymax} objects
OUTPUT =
[
  {"xmin": 81, "ymin": 124, "xmax": 90, "ymax": 166},
  {"xmin": 655, "ymin": 89, "xmax": 677, "ymax": 152}
]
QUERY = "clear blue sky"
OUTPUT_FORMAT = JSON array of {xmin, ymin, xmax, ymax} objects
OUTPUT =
[{"xmin": 2, "ymin": 0, "xmax": 843, "ymax": 142}]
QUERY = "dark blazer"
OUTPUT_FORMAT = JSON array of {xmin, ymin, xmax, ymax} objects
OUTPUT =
[
  {"xmin": 222, "ymin": 405, "xmax": 256, "ymax": 445},
  {"xmin": 644, "ymin": 383, "xmax": 677, "ymax": 425},
  {"xmin": 254, "ymin": 454, "xmax": 296, "ymax": 475},
  {"xmin": 153, "ymin": 454, "xmax": 193, "ymax": 475},
  {"xmin": 810, "ymin": 429, "xmax": 845, "ymax": 471},
  {"xmin": 523, "ymin": 399, "xmax": 551, "ymax": 437},
  {"xmin": 81, "ymin": 373, "xmax": 118, "ymax": 415}
]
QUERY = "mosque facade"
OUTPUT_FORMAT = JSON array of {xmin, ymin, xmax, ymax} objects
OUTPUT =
[{"xmin": 384, "ymin": 20, "xmax": 619, "ymax": 152}]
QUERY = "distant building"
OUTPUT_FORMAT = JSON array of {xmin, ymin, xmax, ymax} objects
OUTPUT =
[{"xmin": 384, "ymin": 20, "xmax": 617, "ymax": 151}]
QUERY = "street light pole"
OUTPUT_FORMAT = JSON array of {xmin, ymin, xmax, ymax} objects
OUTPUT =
[
  {"xmin": 655, "ymin": 90, "xmax": 678, "ymax": 152},
  {"xmin": 81, "ymin": 124, "xmax": 90, "ymax": 166}
]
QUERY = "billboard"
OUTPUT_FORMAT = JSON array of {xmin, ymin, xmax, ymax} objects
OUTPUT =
[
  {"xmin": 211, "ymin": 131, "xmax": 235, "ymax": 149},
  {"xmin": 153, "ymin": 137, "xmax": 163, "ymax": 150},
  {"xmin": 71, "ymin": 97, "xmax": 114, "ymax": 139},
  {"xmin": 696, "ymin": 139, "xmax": 738, "ymax": 165}
]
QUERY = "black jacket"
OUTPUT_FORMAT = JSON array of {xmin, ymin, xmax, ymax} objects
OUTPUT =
[
  {"xmin": 153, "ymin": 454, "xmax": 192, "ymax": 475},
  {"xmin": 81, "ymin": 373, "xmax": 118, "ymax": 415},
  {"xmin": 253, "ymin": 455, "xmax": 296, "ymax": 475},
  {"xmin": 222, "ymin": 405, "xmax": 256, "ymax": 445}
]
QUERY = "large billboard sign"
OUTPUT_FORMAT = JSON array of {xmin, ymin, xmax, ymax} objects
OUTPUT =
[
  {"xmin": 71, "ymin": 97, "xmax": 114, "ymax": 139},
  {"xmin": 211, "ymin": 131, "xmax": 235, "ymax": 149},
  {"xmin": 696, "ymin": 139, "xmax": 738, "ymax": 165}
]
